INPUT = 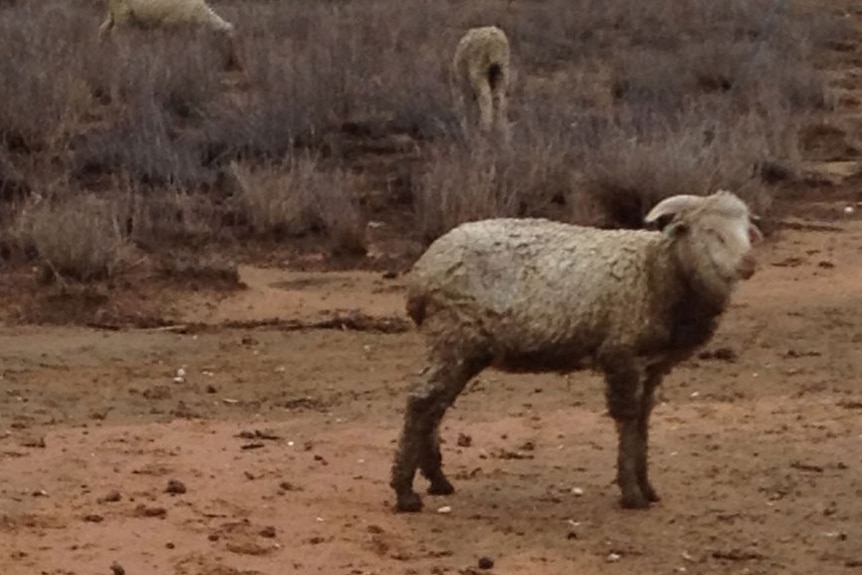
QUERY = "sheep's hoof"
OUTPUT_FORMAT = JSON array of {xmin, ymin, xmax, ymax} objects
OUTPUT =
[
  {"xmin": 427, "ymin": 477, "xmax": 455, "ymax": 496},
  {"xmin": 394, "ymin": 491, "xmax": 423, "ymax": 513},
  {"xmin": 640, "ymin": 483, "xmax": 661, "ymax": 502},
  {"xmin": 619, "ymin": 490, "xmax": 651, "ymax": 510}
]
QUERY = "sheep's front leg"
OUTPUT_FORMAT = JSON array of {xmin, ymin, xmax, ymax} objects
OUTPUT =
[
  {"xmin": 390, "ymin": 348, "xmax": 489, "ymax": 513},
  {"xmin": 98, "ymin": 14, "xmax": 114, "ymax": 40},
  {"xmin": 450, "ymin": 69, "xmax": 470, "ymax": 142},
  {"xmin": 636, "ymin": 370, "xmax": 663, "ymax": 502},
  {"xmin": 218, "ymin": 31, "xmax": 242, "ymax": 72},
  {"xmin": 490, "ymin": 69, "xmax": 510, "ymax": 145},
  {"xmin": 470, "ymin": 69, "xmax": 494, "ymax": 135},
  {"xmin": 603, "ymin": 358, "xmax": 649, "ymax": 509}
]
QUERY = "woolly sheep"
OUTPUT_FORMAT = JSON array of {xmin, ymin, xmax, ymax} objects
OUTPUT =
[
  {"xmin": 450, "ymin": 26, "xmax": 511, "ymax": 145},
  {"xmin": 390, "ymin": 190, "xmax": 763, "ymax": 512},
  {"xmin": 98, "ymin": 0, "xmax": 240, "ymax": 70}
]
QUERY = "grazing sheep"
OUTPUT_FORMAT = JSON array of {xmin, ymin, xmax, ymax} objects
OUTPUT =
[
  {"xmin": 98, "ymin": 0, "xmax": 241, "ymax": 70},
  {"xmin": 390, "ymin": 190, "xmax": 763, "ymax": 512},
  {"xmin": 450, "ymin": 26, "xmax": 511, "ymax": 145}
]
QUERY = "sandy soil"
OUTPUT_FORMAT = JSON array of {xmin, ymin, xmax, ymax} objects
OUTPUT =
[{"xmin": 4, "ymin": 3, "xmax": 862, "ymax": 575}]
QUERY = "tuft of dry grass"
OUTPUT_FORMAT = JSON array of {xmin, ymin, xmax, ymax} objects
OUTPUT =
[
  {"xmin": 413, "ymin": 145, "xmax": 521, "ymax": 244},
  {"xmin": 124, "ymin": 181, "xmax": 223, "ymax": 249},
  {"xmin": 11, "ymin": 191, "xmax": 135, "ymax": 283},
  {"xmin": 570, "ymin": 108, "xmax": 785, "ymax": 228},
  {"xmin": 412, "ymin": 131, "xmax": 577, "ymax": 244},
  {"xmin": 225, "ymin": 156, "xmax": 367, "ymax": 256},
  {"xmin": 73, "ymin": 27, "xmax": 225, "ymax": 187},
  {"xmin": 155, "ymin": 252, "xmax": 242, "ymax": 290},
  {"xmin": 0, "ymin": 3, "xmax": 95, "ymax": 153}
]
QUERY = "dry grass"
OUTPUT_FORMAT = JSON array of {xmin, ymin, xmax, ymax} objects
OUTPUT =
[
  {"xmin": 10, "ymin": 191, "xmax": 134, "ymax": 283},
  {"xmin": 0, "ymin": 0, "xmax": 842, "ymax": 282},
  {"xmin": 572, "ymin": 109, "xmax": 786, "ymax": 228},
  {"xmin": 0, "ymin": 4, "xmax": 94, "ymax": 153},
  {"xmin": 226, "ymin": 156, "xmax": 367, "ymax": 256}
]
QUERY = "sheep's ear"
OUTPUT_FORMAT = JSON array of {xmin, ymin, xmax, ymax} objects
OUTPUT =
[
  {"xmin": 663, "ymin": 220, "xmax": 689, "ymax": 239},
  {"xmin": 749, "ymin": 221, "xmax": 764, "ymax": 244},
  {"xmin": 644, "ymin": 194, "xmax": 706, "ymax": 225}
]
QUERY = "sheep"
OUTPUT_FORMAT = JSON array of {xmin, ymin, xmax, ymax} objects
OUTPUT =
[
  {"xmin": 390, "ymin": 190, "xmax": 763, "ymax": 513},
  {"xmin": 449, "ymin": 26, "xmax": 511, "ymax": 146},
  {"xmin": 98, "ymin": 0, "xmax": 241, "ymax": 70}
]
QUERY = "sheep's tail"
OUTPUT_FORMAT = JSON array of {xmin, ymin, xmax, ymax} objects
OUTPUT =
[
  {"xmin": 405, "ymin": 288, "xmax": 427, "ymax": 327},
  {"xmin": 487, "ymin": 62, "xmax": 503, "ymax": 90}
]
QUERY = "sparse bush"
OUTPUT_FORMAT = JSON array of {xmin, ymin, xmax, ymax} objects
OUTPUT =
[
  {"xmin": 74, "ymin": 28, "xmax": 224, "ymax": 186},
  {"xmin": 0, "ymin": 2, "xmax": 96, "ymax": 152},
  {"xmin": 156, "ymin": 252, "xmax": 242, "ymax": 290},
  {"xmin": 227, "ymin": 156, "xmax": 367, "ymax": 256},
  {"xmin": 413, "ymin": 145, "xmax": 520, "ymax": 244},
  {"xmin": 413, "ymin": 94, "xmax": 586, "ymax": 244},
  {"xmin": 12, "ymin": 192, "xmax": 134, "ymax": 283},
  {"xmin": 573, "ymin": 108, "xmax": 779, "ymax": 228},
  {"xmin": 124, "ymin": 181, "xmax": 223, "ymax": 249}
]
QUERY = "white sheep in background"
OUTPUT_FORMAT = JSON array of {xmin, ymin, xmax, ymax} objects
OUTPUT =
[
  {"xmin": 98, "ymin": 0, "xmax": 241, "ymax": 70},
  {"xmin": 450, "ymin": 25, "xmax": 511, "ymax": 145},
  {"xmin": 390, "ymin": 190, "xmax": 763, "ymax": 512}
]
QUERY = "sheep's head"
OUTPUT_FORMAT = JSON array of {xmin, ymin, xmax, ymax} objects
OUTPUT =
[{"xmin": 645, "ymin": 190, "xmax": 763, "ymax": 290}]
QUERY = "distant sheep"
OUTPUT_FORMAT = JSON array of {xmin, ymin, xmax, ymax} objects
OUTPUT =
[
  {"xmin": 98, "ymin": 0, "xmax": 241, "ymax": 70},
  {"xmin": 390, "ymin": 190, "xmax": 763, "ymax": 512},
  {"xmin": 450, "ymin": 26, "xmax": 511, "ymax": 145}
]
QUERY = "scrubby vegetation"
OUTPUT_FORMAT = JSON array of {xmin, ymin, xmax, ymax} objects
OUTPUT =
[{"xmin": 0, "ymin": 0, "xmax": 842, "ymax": 285}]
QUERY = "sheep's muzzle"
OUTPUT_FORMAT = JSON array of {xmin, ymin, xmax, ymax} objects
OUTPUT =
[{"xmin": 737, "ymin": 253, "xmax": 757, "ymax": 280}]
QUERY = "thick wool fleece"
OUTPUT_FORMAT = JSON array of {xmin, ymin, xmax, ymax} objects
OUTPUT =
[
  {"xmin": 407, "ymin": 220, "xmax": 717, "ymax": 370},
  {"xmin": 102, "ymin": 0, "xmax": 233, "ymax": 33}
]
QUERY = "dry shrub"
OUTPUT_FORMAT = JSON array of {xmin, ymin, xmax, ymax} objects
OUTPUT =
[
  {"xmin": 74, "ymin": 112, "xmax": 212, "ymax": 187},
  {"xmin": 155, "ymin": 252, "xmax": 242, "ymax": 290},
  {"xmin": 227, "ymin": 157, "xmax": 367, "ymax": 256},
  {"xmin": 12, "ymin": 192, "xmax": 134, "ymax": 283},
  {"xmin": 413, "ymin": 145, "xmax": 524, "ymax": 244},
  {"xmin": 0, "ymin": 2, "xmax": 96, "ymax": 152},
  {"xmin": 124, "ymin": 183, "xmax": 223, "ymax": 249},
  {"xmin": 413, "ymin": 88, "xmax": 585, "ymax": 244},
  {"xmin": 74, "ymin": 29, "xmax": 224, "ymax": 186},
  {"xmin": 574, "ymin": 109, "xmax": 782, "ymax": 228},
  {"xmin": 207, "ymin": 0, "xmax": 456, "ymax": 161}
]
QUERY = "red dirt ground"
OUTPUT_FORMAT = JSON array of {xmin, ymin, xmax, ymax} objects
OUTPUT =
[{"xmin": 4, "ymin": 3, "xmax": 862, "ymax": 575}]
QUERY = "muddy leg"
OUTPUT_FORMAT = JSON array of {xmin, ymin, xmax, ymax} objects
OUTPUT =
[
  {"xmin": 98, "ymin": 15, "xmax": 114, "ymax": 41},
  {"xmin": 603, "ymin": 359, "xmax": 649, "ymax": 509},
  {"xmin": 450, "ymin": 67, "xmax": 471, "ymax": 143},
  {"xmin": 390, "ymin": 349, "xmax": 489, "ymax": 512},
  {"xmin": 636, "ymin": 370, "xmax": 663, "ymax": 502},
  {"xmin": 419, "ymin": 420, "xmax": 454, "ymax": 496},
  {"xmin": 470, "ymin": 68, "xmax": 494, "ymax": 136},
  {"xmin": 490, "ymin": 72, "xmax": 511, "ymax": 147},
  {"xmin": 221, "ymin": 32, "xmax": 243, "ymax": 72}
]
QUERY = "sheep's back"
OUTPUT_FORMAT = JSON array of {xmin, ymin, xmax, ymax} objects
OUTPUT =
[
  {"xmin": 117, "ymin": 0, "xmax": 225, "ymax": 28},
  {"xmin": 408, "ymin": 219, "xmax": 663, "ymax": 354}
]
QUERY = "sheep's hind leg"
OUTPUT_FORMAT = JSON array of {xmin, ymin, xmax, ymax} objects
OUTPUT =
[
  {"xmin": 421, "ymin": 420, "xmax": 454, "ymax": 496},
  {"xmin": 489, "ymin": 65, "xmax": 510, "ymax": 147},
  {"xmin": 635, "ymin": 371, "xmax": 662, "ymax": 503},
  {"xmin": 98, "ymin": 15, "xmax": 114, "ymax": 41},
  {"xmin": 390, "ymin": 347, "xmax": 490, "ymax": 512},
  {"xmin": 470, "ymin": 68, "xmax": 494, "ymax": 136},
  {"xmin": 604, "ymin": 358, "xmax": 649, "ymax": 509}
]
